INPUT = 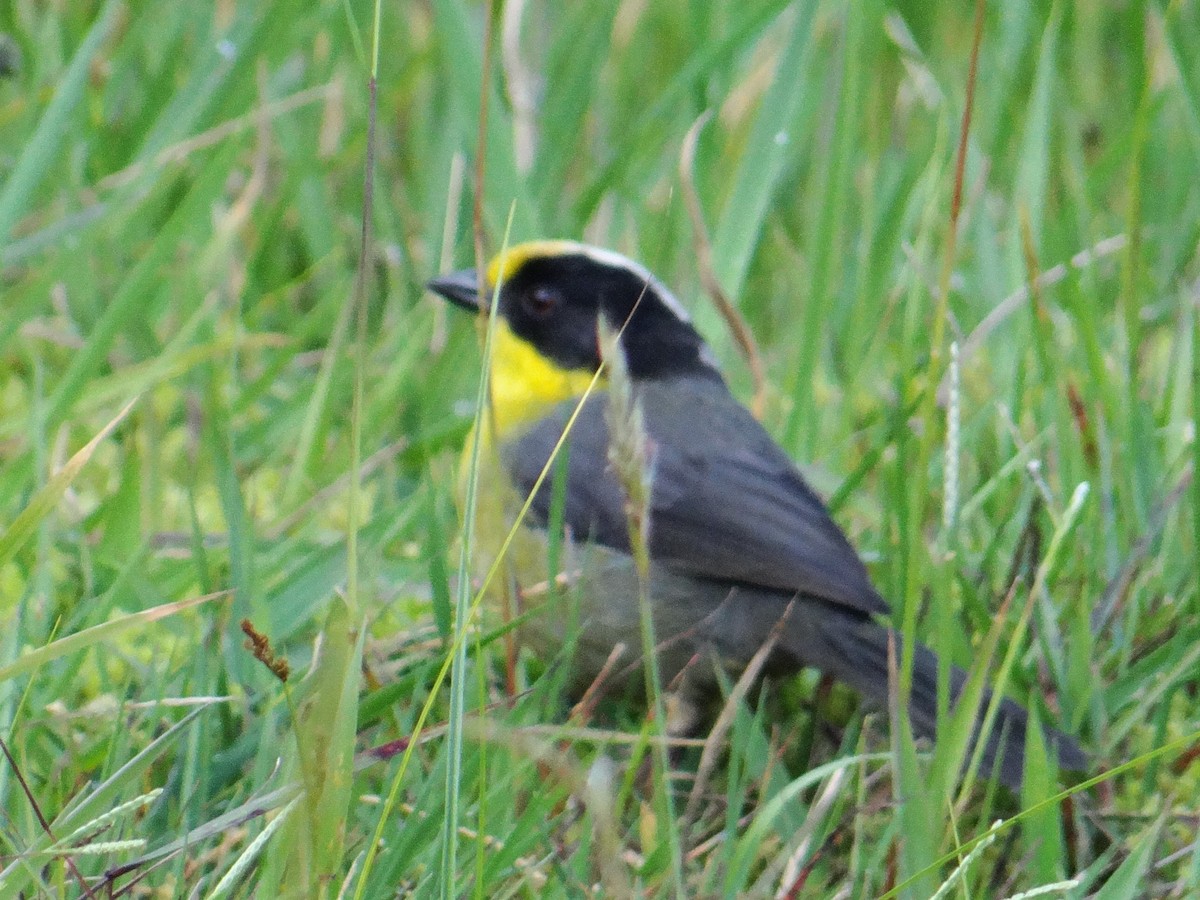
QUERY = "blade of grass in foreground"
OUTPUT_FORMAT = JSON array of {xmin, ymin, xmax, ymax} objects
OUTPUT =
[
  {"xmin": 705, "ymin": 1, "xmax": 819, "ymax": 343},
  {"xmin": 0, "ymin": 0, "xmax": 121, "ymax": 246},
  {"xmin": 282, "ymin": 597, "xmax": 366, "ymax": 892},
  {"xmin": 0, "ymin": 398, "xmax": 137, "ymax": 571},
  {"xmin": 350, "ymin": 205, "xmax": 512, "ymax": 896},
  {"xmin": 600, "ymin": 316, "xmax": 684, "ymax": 894},
  {"xmin": 439, "ymin": 199, "xmax": 513, "ymax": 896},
  {"xmin": 724, "ymin": 754, "xmax": 887, "ymax": 894},
  {"xmin": 782, "ymin": 1, "xmax": 870, "ymax": 456},
  {"xmin": 1091, "ymin": 812, "xmax": 1165, "ymax": 900},
  {"xmin": 354, "ymin": 211, "xmax": 624, "ymax": 894},
  {"xmin": 0, "ymin": 592, "xmax": 227, "ymax": 685},
  {"xmin": 0, "ymin": 711, "xmax": 204, "ymax": 894}
]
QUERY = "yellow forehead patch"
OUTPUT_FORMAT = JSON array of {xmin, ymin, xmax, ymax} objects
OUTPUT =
[{"xmin": 485, "ymin": 240, "xmax": 585, "ymax": 288}]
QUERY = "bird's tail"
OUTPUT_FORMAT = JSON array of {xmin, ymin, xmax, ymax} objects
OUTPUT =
[{"xmin": 793, "ymin": 612, "xmax": 1085, "ymax": 790}]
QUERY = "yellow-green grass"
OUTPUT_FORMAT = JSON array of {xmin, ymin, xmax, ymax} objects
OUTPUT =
[{"xmin": 1, "ymin": 0, "xmax": 1198, "ymax": 896}]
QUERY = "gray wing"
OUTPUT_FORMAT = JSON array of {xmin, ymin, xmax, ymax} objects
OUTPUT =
[{"xmin": 503, "ymin": 377, "xmax": 888, "ymax": 618}]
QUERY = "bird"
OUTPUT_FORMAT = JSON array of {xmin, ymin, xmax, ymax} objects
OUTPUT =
[{"xmin": 428, "ymin": 239, "xmax": 1086, "ymax": 790}]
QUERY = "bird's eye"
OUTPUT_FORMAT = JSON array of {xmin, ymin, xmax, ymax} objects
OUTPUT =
[{"xmin": 523, "ymin": 285, "xmax": 560, "ymax": 318}]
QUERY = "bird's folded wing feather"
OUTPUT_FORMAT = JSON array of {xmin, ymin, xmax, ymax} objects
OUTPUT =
[{"xmin": 503, "ymin": 379, "xmax": 889, "ymax": 618}]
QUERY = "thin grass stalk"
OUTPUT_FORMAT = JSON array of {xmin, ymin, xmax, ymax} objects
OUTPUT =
[
  {"xmin": 440, "ymin": 224, "xmax": 507, "ymax": 898},
  {"xmin": 599, "ymin": 317, "xmax": 684, "ymax": 895},
  {"xmin": 353, "ymin": 239, "xmax": 612, "ymax": 895}
]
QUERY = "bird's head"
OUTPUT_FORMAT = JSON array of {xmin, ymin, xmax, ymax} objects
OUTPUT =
[{"xmin": 429, "ymin": 240, "xmax": 718, "ymax": 380}]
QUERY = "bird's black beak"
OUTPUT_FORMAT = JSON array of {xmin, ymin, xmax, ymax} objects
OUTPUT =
[{"xmin": 427, "ymin": 268, "xmax": 486, "ymax": 313}]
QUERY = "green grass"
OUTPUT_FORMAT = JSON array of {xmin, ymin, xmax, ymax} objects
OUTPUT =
[{"xmin": 1, "ymin": 0, "xmax": 1198, "ymax": 896}]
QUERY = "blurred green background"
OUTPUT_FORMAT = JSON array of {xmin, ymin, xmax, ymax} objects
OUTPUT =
[{"xmin": 1, "ymin": 0, "xmax": 1197, "ymax": 896}]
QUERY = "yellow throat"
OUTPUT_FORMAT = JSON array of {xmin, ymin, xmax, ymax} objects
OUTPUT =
[
  {"xmin": 473, "ymin": 240, "xmax": 603, "ymax": 443},
  {"xmin": 483, "ymin": 318, "xmax": 598, "ymax": 442}
]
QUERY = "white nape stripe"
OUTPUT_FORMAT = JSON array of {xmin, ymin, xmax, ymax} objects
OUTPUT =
[{"xmin": 569, "ymin": 243, "xmax": 693, "ymax": 323}]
